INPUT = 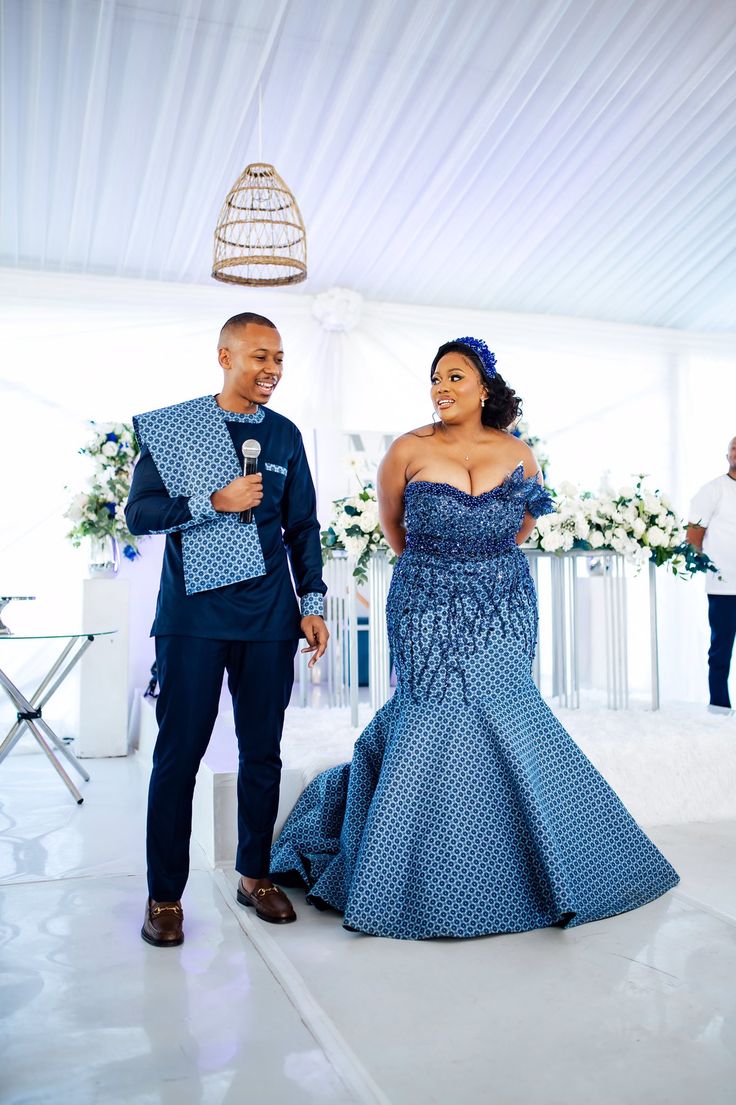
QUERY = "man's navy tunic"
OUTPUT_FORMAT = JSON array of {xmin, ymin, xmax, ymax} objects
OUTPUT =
[{"xmin": 126, "ymin": 405, "xmax": 326, "ymax": 639}]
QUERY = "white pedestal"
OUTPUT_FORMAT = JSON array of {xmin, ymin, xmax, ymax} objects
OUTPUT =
[
  {"xmin": 77, "ymin": 578, "xmax": 129, "ymax": 757},
  {"xmin": 136, "ymin": 696, "xmax": 359, "ymax": 867}
]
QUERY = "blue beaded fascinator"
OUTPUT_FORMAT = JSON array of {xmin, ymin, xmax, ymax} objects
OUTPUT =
[{"xmin": 453, "ymin": 336, "xmax": 497, "ymax": 380}]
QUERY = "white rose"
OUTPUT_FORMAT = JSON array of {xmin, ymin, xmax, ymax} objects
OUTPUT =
[
  {"xmin": 588, "ymin": 530, "xmax": 605, "ymax": 548},
  {"xmin": 359, "ymin": 506, "xmax": 379, "ymax": 532},
  {"xmin": 535, "ymin": 514, "xmax": 553, "ymax": 535},
  {"xmin": 632, "ymin": 518, "xmax": 646, "ymax": 539},
  {"xmin": 541, "ymin": 531, "xmax": 564, "ymax": 552},
  {"xmin": 623, "ymin": 504, "xmax": 638, "ymax": 525},
  {"xmin": 561, "ymin": 531, "xmax": 575, "ymax": 551},
  {"xmin": 647, "ymin": 525, "xmax": 665, "ymax": 547},
  {"xmin": 343, "ymin": 535, "xmax": 366, "ymax": 558},
  {"xmin": 65, "ymin": 493, "xmax": 89, "ymax": 522},
  {"xmin": 643, "ymin": 492, "xmax": 660, "ymax": 515},
  {"xmin": 102, "ymin": 441, "xmax": 118, "ymax": 457},
  {"xmin": 574, "ymin": 515, "xmax": 590, "ymax": 541},
  {"xmin": 618, "ymin": 485, "xmax": 636, "ymax": 500}
]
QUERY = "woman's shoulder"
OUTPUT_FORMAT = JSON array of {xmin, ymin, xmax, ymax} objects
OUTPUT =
[
  {"xmin": 384, "ymin": 425, "xmax": 436, "ymax": 457},
  {"xmin": 494, "ymin": 431, "xmax": 540, "ymax": 479}
]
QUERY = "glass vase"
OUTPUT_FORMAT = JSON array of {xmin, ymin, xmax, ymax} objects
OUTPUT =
[{"xmin": 88, "ymin": 535, "xmax": 120, "ymax": 577}]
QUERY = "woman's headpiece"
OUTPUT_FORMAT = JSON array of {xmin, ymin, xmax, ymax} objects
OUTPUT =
[{"xmin": 453, "ymin": 336, "xmax": 497, "ymax": 380}]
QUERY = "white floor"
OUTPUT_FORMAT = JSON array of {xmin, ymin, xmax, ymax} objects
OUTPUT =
[{"xmin": 1, "ymin": 736, "xmax": 736, "ymax": 1105}]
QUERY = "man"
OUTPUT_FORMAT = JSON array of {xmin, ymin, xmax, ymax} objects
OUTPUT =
[
  {"xmin": 126, "ymin": 312, "xmax": 329, "ymax": 947},
  {"xmin": 687, "ymin": 436, "xmax": 736, "ymax": 715}
]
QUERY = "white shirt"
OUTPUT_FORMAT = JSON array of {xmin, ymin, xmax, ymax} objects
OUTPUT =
[{"xmin": 689, "ymin": 474, "xmax": 736, "ymax": 595}]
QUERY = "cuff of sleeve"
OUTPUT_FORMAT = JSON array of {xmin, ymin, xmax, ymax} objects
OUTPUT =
[
  {"xmin": 300, "ymin": 593, "xmax": 325, "ymax": 618},
  {"xmin": 188, "ymin": 492, "xmax": 219, "ymax": 524}
]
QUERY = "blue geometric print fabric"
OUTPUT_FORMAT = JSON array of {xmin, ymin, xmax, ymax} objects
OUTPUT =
[
  {"xmin": 271, "ymin": 471, "xmax": 680, "ymax": 939},
  {"xmin": 133, "ymin": 396, "xmax": 266, "ymax": 595}
]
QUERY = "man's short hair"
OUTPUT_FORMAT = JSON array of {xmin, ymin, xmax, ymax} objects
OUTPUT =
[{"xmin": 219, "ymin": 312, "xmax": 277, "ymax": 347}]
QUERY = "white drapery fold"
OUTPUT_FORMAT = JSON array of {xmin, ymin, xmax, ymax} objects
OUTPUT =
[{"xmin": 2, "ymin": 0, "xmax": 736, "ymax": 328}]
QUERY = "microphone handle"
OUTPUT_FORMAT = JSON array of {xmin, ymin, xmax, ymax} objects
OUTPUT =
[{"xmin": 239, "ymin": 457, "xmax": 258, "ymax": 525}]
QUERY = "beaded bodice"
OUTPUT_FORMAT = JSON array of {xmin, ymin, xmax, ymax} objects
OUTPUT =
[
  {"xmin": 403, "ymin": 464, "xmax": 553, "ymax": 558},
  {"xmin": 386, "ymin": 467, "xmax": 554, "ymax": 702}
]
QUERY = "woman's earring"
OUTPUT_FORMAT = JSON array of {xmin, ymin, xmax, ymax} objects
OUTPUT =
[{"xmin": 432, "ymin": 411, "xmax": 441, "ymax": 423}]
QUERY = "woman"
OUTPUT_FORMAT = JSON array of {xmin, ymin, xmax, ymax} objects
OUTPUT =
[{"xmin": 270, "ymin": 336, "xmax": 679, "ymax": 939}]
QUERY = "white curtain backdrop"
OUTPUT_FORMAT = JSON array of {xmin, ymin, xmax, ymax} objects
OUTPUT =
[
  {"xmin": 2, "ymin": 267, "xmax": 735, "ymax": 732},
  {"xmin": 2, "ymin": 0, "xmax": 736, "ymax": 329}
]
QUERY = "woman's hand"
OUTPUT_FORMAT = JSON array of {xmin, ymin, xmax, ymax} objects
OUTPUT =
[
  {"xmin": 300, "ymin": 616, "xmax": 330, "ymax": 667},
  {"xmin": 210, "ymin": 473, "xmax": 263, "ymax": 513}
]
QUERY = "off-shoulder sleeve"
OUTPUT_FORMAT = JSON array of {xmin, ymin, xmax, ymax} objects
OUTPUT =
[{"xmin": 525, "ymin": 479, "xmax": 555, "ymax": 518}]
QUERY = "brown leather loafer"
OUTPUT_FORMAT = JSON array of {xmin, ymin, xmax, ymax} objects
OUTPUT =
[
  {"xmin": 236, "ymin": 878, "xmax": 296, "ymax": 924},
  {"xmin": 141, "ymin": 898, "xmax": 184, "ymax": 947}
]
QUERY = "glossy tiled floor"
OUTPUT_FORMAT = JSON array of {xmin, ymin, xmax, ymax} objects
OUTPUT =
[{"xmin": 1, "ymin": 741, "xmax": 735, "ymax": 1105}]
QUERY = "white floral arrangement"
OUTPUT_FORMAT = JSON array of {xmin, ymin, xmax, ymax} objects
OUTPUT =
[
  {"xmin": 321, "ymin": 479, "xmax": 392, "ymax": 584},
  {"xmin": 527, "ymin": 474, "xmax": 714, "ymax": 579},
  {"xmin": 65, "ymin": 422, "xmax": 141, "ymax": 561}
]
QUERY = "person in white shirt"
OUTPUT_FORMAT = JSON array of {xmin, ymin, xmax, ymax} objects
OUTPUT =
[{"xmin": 687, "ymin": 437, "xmax": 736, "ymax": 714}]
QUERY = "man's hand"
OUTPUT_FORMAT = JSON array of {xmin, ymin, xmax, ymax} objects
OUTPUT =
[
  {"xmin": 300, "ymin": 616, "xmax": 329, "ymax": 667},
  {"xmin": 210, "ymin": 473, "xmax": 263, "ymax": 513}
]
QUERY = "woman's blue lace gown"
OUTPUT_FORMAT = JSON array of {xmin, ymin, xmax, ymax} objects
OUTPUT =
[{"xmin": 270, "ymin": 466, "xmax": 679, "ymax": 939}]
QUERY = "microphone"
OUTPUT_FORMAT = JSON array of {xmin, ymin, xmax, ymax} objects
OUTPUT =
[{"xmin": 240, "ymin": 439, "xmax": 261, "ymax": 525}]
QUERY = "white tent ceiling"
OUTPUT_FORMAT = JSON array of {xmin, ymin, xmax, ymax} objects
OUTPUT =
[{"xmin": 2, "ymin": 0, "xmax": 735, "ymax": 330}]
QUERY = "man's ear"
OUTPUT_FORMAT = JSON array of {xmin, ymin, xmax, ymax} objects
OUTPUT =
[{"xmin": 218, "ymin": 347, "xmax": 230, "ymax": 370}]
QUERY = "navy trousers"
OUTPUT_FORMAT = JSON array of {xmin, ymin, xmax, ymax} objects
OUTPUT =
[
  {"xmin": 707, "ymin": 595, "xmax": 736, "ymax": 708},
  {"xmin": 147, "ymin": 635, "xmax": 297, "ymax": 902}
]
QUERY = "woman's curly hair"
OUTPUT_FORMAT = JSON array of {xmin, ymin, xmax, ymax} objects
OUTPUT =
[{"xmin": 430, "ymin": 341, "xmax": 522, "ymax": 430}]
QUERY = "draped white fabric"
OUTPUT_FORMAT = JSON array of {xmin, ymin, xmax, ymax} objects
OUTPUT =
[{"xmin": 1, "ymin": 0, "xmax": 736, "ymax": 328}]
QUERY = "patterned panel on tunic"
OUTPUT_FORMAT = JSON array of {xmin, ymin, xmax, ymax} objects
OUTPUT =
[{"xmin": 133, "ymin": 396, "xmax": 266, "ymax": 595}]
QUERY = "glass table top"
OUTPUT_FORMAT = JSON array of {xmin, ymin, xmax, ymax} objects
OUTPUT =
[{"xmin": 0, "ymin": 629, "xmax": 118, "ymax": 641}]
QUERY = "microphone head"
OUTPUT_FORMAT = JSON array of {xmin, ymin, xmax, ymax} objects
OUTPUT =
[{"xmin": 241, "ymin": 439, "xmax": 262, "ymax": 460}]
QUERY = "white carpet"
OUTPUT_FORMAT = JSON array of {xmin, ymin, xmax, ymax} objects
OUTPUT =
[{"xmin": 269, "ymin": 698, "xmax": 736, "ymax": 828}]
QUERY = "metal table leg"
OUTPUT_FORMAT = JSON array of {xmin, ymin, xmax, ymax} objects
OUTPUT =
[
  {"xmin": 368, "ymin": 552, "xmax": 392, "ymax": 712},
  {"xmin": 649, "ymin": 560, "xmax": 660, "ymax": 711},
  {"xmin": 348, "ymin": 564, "xmax": 359, "ymax": 728},
  {"xmin": 0, "ymin": 635, "xmax": 94, "ymax": 803}
]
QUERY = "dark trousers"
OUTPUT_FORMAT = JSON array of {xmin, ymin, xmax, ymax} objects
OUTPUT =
[
  {"xmin": 147, "ymin": 635, "xmax": 297, "ymax": 902},
  {"xmin": 707, "ymin": 595, "xmax": 736, "ymax": 708}
]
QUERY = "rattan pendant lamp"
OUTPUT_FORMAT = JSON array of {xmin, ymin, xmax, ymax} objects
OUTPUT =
[{"xmin": 212, "ymin": 91, "xmax": 307, "ymax": 287}]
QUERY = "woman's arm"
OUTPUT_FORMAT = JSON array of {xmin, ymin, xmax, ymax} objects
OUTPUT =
[
  {"xmin": 516, "ymin": 508, "xmax": 539, "ymax": 546},
  {"xmin": 377, "ymin": 437, "xmax": 412, "ymax": 556}
]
